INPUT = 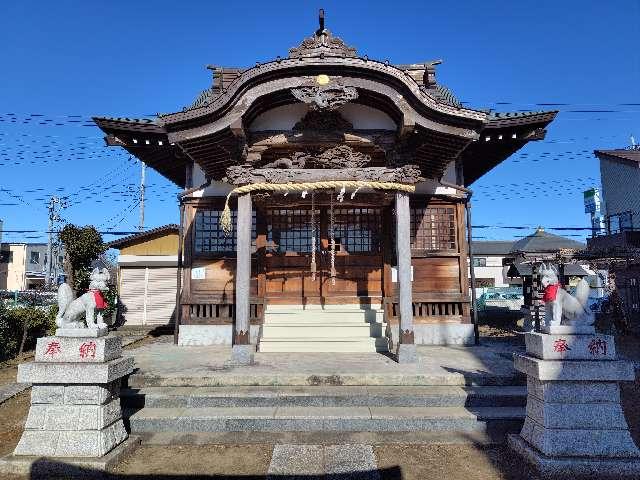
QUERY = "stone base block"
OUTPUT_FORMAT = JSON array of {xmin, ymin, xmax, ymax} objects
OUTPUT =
[
  {"xmin": 56, "ymin": 327, "xmax": 108, "ymax": 338},
  {"xmin": 14, "ymin": 419, "xmax": 128, "ymax": 457},
  {"xmin": 389, "ymin": 323, "xmax": 475, "ymax": 345},
  {"xmin": 229, "ymin": 344, "xmax": 255, "ymax": 365},
  {"xmin": 519, "ymin": 416, "xmax": 640, "ymax": 457},
  {"xmin": 178, "ymin": 324, "xmax": 260, "ymax": 346},
  {"xmin": 540, "ymin": 325, "xmax": 596, "ymax": 335},
  {"xmin": 396, "ymin": 344, "xmax": 417, "ymax": 363},
  {"xmin": 0, "ymin": 435, "xmax": 140, "ymax": 478},
  {"xmin": 508, "ymin": 434, "xmax": 640, "ymax": 479},
  {"xmin": 527, "ymin": 377, "xmax": 620, "ymax": 404},
  {"xmin": 525, "ymin": 332, "xmax": 615, "ymax": 360},
  {"xmin": 25, "ymin": 397, "xmax": 122, "ymax": 431},
  {"xmin": 18, "ymin": 357, "xmax": 134, "ymax": 384},
  {"xmin": 513, "ymin": 354, "xmax": 635, "ymax": 381},
  {"xmin": 36, "ymin": 335, "xmax": 122, "ymax": 363},
  {"xmin": 525, "ymin": 397, "xmax": 628, "ymax": 429}
]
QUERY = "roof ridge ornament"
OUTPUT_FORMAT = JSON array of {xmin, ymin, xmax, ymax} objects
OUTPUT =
[{"xmin": 289, "ymin": 9, "xmax": 357, "ymax": 59}]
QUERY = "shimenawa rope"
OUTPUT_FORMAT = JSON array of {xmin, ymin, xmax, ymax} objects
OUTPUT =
[{"xmin": 220, "ymin": 181, "xmax": 415, "ymax": 236}]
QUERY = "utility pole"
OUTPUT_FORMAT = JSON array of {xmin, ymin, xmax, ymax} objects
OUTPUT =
[
  {"xmin": 139, "ymin": 160, "xmax": 146, "ymax": 232},
  {"xmin": 45, "ymin": 197, "xmax": 58, "ymax": 287},
  {"xmin": 45, "ymin": 196, "xmax": 66, "ymax": 287}
]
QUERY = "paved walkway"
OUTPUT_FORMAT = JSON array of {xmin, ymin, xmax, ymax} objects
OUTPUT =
[
  {"xmin": 267, "ymin": 444, "xmax": 380, "ymax": 479},
  {"xmin": 125, "ymin": 336, "xmax": 525, "ymax": 386}
]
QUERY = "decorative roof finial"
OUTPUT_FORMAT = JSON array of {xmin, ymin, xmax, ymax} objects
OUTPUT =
[
  {"xmin": 317, "ymin": 8, "xmax": 325, "ymax": 35},
  {"xmin": 289, "ymin": 9, "xmax": 357, "ymax": 59}
]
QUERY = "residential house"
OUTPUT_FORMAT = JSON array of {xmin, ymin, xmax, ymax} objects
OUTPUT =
[
  {"xmin": 0, "ymin": 243, "xmax": 58, "ymax": 290},
  {"xmin": 107, "ymin": 225, "xmax": 179, "ymax": 327}
]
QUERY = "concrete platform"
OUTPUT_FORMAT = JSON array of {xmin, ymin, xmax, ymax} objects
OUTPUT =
[{"xmin": 124, "ymin": 336, "xmax": 524, "ymax": 387}]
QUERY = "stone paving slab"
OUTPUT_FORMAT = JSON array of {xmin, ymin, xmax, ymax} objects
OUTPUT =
[
  {"xmin": 0, "ymin": 382, "xmax": 30, "ymax": 404},
  {"xmin": 267, "ymin": 444, "xmax": 381, "ymax": 479}
]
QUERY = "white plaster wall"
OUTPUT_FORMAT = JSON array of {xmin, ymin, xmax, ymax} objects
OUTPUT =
[
  {"xmin": 600, "ymin": 158, "xmax": 640, "ymax": 229},
  {"xmin": 193, "ymin": 182, "xmax": 234, "ymax": 197},
  {"xmin": 248, "ymin": 102, "xmax": 396, "ymax": 132},
  {"xmin": 441, "ymin": 161, "xmax": 457, "ymax": 184},
  {"xmin": 470, "ymin": 255, "xmax": 512, "ymax": 287},
  {"xmin": 192, "ymin": 163, "xmax": 207, "ymax": 187},
  {"xmin": 337, "ymin": 103, "xmax": 396, "ymax": 130},
  {"xmin": 249, "ymin": 104, "xmax": 309, "ymax": 131},
  {"xmin": 414, "ymin": 179, "xmax": 462, "ymax": 197}
]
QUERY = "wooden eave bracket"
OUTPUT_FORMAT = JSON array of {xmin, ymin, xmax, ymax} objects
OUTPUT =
[{"xmin": 104, "ymin": 134, "xmax": 126, "ymax": 147}]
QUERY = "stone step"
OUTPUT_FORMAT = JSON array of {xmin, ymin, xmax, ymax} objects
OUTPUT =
[
  {"xmin": 263, "ymin": 312, "xmax": 385, "ymax": 323},
  {"xmin": 127, "ymin": 372, "xmax": 526, "ymax": 388},
  {"xmin": 261, "ymin": 324, "xmax": 386, "ymax": 338},
  {"xmin": 137, "ymin": 429, "xmax": 519, "ymax": 446},
  {"xmin": 258, "ymin": 337, "xmax": 390, "ymax": 353},
  {"xmin": 126, "ymin": 405, "xmax": 525, "ymax": 433},
  {"xmin": 265, "ymin": 304, "xmax": 383, "ymax": 312},
  {"xmin": 121, "ymin": 385, "xmax": 527, "ymax": 409}
]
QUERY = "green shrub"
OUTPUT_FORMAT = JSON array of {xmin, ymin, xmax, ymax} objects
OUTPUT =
[{"xmin": 0, "ymin": 304, "xmax": 57, "ymax": 361}]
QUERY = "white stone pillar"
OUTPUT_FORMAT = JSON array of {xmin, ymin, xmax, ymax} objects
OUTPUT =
[
  {"xmin": 232, "ymin": 193, "xmax": 255, "ymax": 364},
  {"xmin": 508, "ymin": 325, "xmax": 640, "ymax": 477},
  {"xmin": 395, "ymin": 192, "xmax": 417, "ymax": 363}
]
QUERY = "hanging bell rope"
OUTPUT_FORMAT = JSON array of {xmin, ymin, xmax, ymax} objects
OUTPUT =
[{"xmin": 220, "ymin": 181, "xmax": 415, "ymax": 236}]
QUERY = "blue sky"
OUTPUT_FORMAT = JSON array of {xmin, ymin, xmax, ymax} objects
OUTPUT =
[{"xmin": 1, "ymin": 0, "xmax": 639, "ymax": 243}]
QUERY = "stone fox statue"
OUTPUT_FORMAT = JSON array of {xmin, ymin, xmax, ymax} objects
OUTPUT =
[
  {"xmin": 56, "ymin": 268, "xmax": 110, "ymax": 329},
  {"xmin": 539, "ymin": 262, "xmax": 594, "ymax": 328}
]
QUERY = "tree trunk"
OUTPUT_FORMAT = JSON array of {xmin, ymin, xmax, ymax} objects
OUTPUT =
[
  {"xmin": 17, "ymin": 321, "xmax": 28, "ymax": 357},
  {"xmin": 64, "ymin": 252, "xmax": 75, "ymax": 296}
]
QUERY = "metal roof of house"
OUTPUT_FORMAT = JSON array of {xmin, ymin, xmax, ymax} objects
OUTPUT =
[
  {"xmin": 107, "ymin": 224, "xmax": 179, "ymax": 250},
  {"xmin": 594, "ymin": 148, "xmax": 640, "ymax": 166},
  {"xmin": 471, "ymin": 241, "xmax": 514, "ymax": 256}
]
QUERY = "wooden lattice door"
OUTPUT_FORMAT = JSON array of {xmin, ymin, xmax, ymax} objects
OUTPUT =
[
  {"xmin": 264, "ymin": 204, "xmax": 383, "ymax": 305},
  {"xmin": 265, "ymin": 207, "xmax": 323, "ymax": 303}
]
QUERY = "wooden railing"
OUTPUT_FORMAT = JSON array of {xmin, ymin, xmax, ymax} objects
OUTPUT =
[
  {"xmin": 181, "ymin": 297, "xmax": 264, "ymax": 324},
  {"xmin": 384, "ymin": 294, "xmax": 470, "ymax": 322}
]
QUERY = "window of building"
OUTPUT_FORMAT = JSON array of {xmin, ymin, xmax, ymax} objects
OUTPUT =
[
  {"xmin": 0, "ymin": 251, "xmax": 11, "ymax": 263},
  {"xmin": 193, "ymin": 209, "xmax": 256, "ymax": 255},
  {"xmin": 30, "ymin": 251, "xmax": 40, "ymax": 264},
  {"xmin": 473, "ymin": 257, "xmax": 487, "ymax": 267},
  {"xmin": 333, "ymin": 208, "xmax": 381, "ymax": 253},
  {"xmin": 475, "ymin": 278, "xmax": 495, "ymax": 287},
  {"xmin": 267, "ymin": 209, "xmax": 317, "ymax": 253},
  {"xmin": 606, "ymin": 211, "xmax": 633, "ymax": 234},
  {"xmin": 410, "ymin": 206, "xmax": 457, "ymax": 252}
]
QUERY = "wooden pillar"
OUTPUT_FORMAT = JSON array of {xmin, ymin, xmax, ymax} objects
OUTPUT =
[
  {"xmin": 395, "ymin": 192, "xmax": 417, "ymax": 363},
  {"xmin": 232, "ymin": 193, "xmax": 255, "ymax": 364},
  {"xmin": 235, "ymin": 193, "xmax": 252, "ymax": 344}
]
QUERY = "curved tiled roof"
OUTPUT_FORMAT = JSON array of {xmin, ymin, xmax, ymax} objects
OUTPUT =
[{"xmin": 511, "ymin": 228, "xmax": 585, "ymax": 253}]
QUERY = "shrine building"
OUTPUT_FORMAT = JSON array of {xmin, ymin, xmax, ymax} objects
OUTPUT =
[{"xmin": 94, "ymin": 13, "xmax": 556, "ymax": 361}]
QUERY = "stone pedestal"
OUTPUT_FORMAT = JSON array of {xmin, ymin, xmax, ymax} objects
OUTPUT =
[
  {"xmin": 13, "ymin": 330, "xmax": 133, "ymax": 458},
  {"xmin": 508, "ymin": 327, "xmax": 640, "ymax": 478}
]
